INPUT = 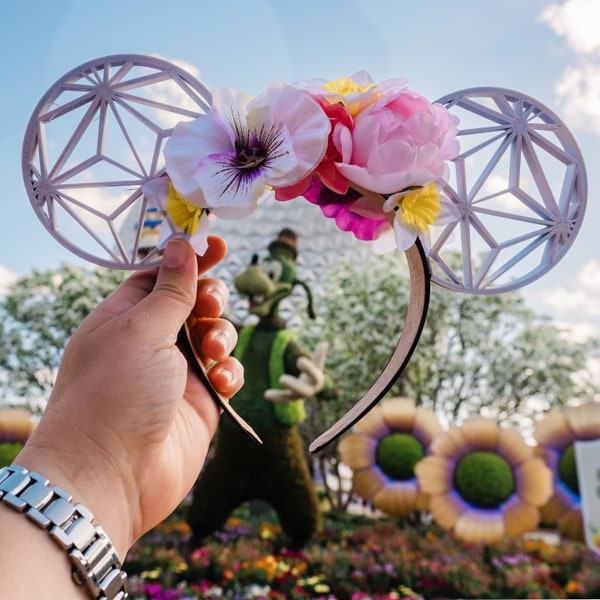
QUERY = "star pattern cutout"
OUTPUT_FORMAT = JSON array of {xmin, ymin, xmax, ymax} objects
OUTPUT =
[
  {"xmin": 22, "ymin": 54, "xmax": 211, "ymax": 268},
  {"xmin": 430, "ymin": 88, "xmax": 586, "ymax": 294}
]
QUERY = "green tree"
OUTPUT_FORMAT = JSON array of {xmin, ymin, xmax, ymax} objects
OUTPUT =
[
  {"xmin": 299, "ymin": 251, "xmax": 599, "ymax": 444},
  {"xmin": 0, "ymin": 264, "xmax": 126, "ymax": 405}
]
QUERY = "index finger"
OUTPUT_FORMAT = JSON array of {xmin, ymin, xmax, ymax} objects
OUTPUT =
[{"xmin": 197, "ymin": 236, "xmax": 227, "ymax": 275}]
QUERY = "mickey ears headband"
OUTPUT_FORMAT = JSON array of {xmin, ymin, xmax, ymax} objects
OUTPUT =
[{"xmin": 21, "ymin": 54, "xmax": 587, "ymax": 452}]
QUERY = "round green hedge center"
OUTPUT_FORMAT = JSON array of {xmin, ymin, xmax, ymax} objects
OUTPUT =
[
  {"xmin": 376, "ymin": 433, "xmax": 424, "ymax": 480},
  {"xmin": 455, "ymin": 451, "xmax": 515, "ymax": 508},
  {"xmin": 558, "ymin": 444, "xmax": 579, "ymax": 496}
]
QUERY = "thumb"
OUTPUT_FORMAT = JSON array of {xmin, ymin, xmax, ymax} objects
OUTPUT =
[{"xmin": 140, "ymin": 238, "xmax": 199, "ymax": 336}]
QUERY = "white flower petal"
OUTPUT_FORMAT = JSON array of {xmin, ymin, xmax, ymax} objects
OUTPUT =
[
  {"xmin": 157, "ymin": 218, "xmax": 176, "ymax": 249},
  {"xmin": 436, "ymin": 195, "xmax": 461, "ymax": 225},
  {"xmin": 258, "ymin": 83, "xmax": 329, "ymax": 186},
  {"xmin": 195, "ymin": 151, "xmax": 266, "ymax": 212},
  {"xmin": 393, "ymin": 218, "xmax": 418, "ymax": 251},
  {"xmin": 164, "ymin": 116, "xmax": 229, "ymax": 207},
  {"xmin": 212, "ymin": 87, "xmax": 253, "ymax": 125},
  {"xmin": 188, "ymin": 213, "xmax": 212, "ymax": 255},
  {"xmin": 142, "ymin": 176, "xmax": 169, "ymax": 212},
  {"xmin": 371, "ymin": 224, "xmax": 396, "ymax": 254}
]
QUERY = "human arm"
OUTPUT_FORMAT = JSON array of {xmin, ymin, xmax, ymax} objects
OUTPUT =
[{"xmin": 0, "ymin": 237, "xmax": 243, "ymax": 597}]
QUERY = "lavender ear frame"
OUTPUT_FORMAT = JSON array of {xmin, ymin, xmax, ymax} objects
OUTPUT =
[{"xmin": 21, "ymin": 55, "xmax": 587, "ymax": 453}]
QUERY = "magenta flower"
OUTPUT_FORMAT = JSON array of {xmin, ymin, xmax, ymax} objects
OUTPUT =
[{"xmin": 302, "ymin": 178, "xmax": 388, "ymax": 241}]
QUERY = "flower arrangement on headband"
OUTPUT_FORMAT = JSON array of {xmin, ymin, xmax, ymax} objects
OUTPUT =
[{"xmin": 143, "ymin": 71, "xmax": 461, "ymax": 255}]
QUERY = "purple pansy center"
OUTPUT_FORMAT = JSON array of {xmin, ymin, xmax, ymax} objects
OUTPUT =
[{"xmin": 236, "ymin": 135, "xmax": 267, "ymax": 169}]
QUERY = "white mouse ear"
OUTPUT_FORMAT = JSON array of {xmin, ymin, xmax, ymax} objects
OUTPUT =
[
  {"xmin": 22, "ymin": 54, "xmax": 211, "ymax": 269},
  {"xmin": 429, "ymin": 87, "xmax": 587, "ymax": 294}
]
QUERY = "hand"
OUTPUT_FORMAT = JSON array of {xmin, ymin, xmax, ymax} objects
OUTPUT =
[
  {"xmin": 15, "ymin": 237, "xmax": 243, "ymax": 558},
  {"xmin": 264, "ymin": 342, "xmax": 328, "ymax": 403}
]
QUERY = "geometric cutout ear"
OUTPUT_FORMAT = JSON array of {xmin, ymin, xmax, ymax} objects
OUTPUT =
[
  {"xmin": 21, "ymin": 54, "xmax": 211, "ymax": 269},
  {"xmin": 429, "ymin": 87, "xmax": 587, "ymax": 294}
]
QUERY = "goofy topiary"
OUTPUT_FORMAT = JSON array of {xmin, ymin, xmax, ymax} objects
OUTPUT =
[{"xmin": 187, "ymin": 228, "xmax": 335, "ymax": 549}]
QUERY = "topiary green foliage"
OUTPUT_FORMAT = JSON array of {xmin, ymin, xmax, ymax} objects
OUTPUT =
[
  {"xmin": 376, "ymin": 433, "xmax": 424, "ymax": 480},
  {"xmin": 558, "ymin": 444, "xmax": 579, "ymax": 496},
  {"xmin": 0, "ymin": 443, "xmax": 23, "ymax": 468},
  {"xmin": 188, "ymin": 229, "xmax": 335, "ymax": 550},
  {"xmin": 454, "ymin": 451, "xmax": 515, "ymax": 508}
]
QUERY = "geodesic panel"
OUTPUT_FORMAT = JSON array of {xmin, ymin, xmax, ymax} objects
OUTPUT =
[
  {"xmin": 430, "ymin": 88, "xmax": 587, "ymax": 294},
  {"xmin": 22, "ymin": 54, "xmax": 211, "ymax": 268}
]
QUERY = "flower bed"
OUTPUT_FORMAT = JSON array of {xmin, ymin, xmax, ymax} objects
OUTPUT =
[{"xmin": 124, "ymin": 506, "xmax": 600, "ymax": 599}]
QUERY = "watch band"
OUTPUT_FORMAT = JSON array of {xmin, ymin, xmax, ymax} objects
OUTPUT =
[{"xmin": 0, "ymin": 465, "xmax": 128, "ymax": 599}]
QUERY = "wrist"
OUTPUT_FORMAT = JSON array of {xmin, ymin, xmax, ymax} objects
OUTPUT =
[
  {"xmin": 0, "ymin": 465, "xmax": 128, "ymax": 599},
  {"xmin": 16, "ymin": 420, "xmax": 137, "ymax": 560}
]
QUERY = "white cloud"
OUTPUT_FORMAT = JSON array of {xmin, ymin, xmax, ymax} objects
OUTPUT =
[
  {"xmin": 541, "ymin": 0, "xmax": 600, "ymax": 56},
  {"xmin": 533, "ymin": 258, "xmax": 600, "ymax": 341},
  {"xmin": 148, "ymin": 54, "xmax": 210, "ymax": 129},
  {"xmin": 540, "ymin": 0, "xmax": 600, "ymax": 135},
  {"xmin": 554, "ymin": 62, "xmax": 600, "ymax": 134},
  {"xmin": 0, "ymin": 264, "xmax": 18, "ymax": 297}
]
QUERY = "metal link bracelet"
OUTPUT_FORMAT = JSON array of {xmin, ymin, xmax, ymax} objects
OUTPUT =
[{"xmin": 0, "ymin": 465, "xmax": 128, "ymax": 599}]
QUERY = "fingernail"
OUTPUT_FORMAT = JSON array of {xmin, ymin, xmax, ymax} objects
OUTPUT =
[
  {"xmin": 207, "ymin": 285, "xmax": 225, "ymax": 309},
  {"xmin": 163, "ymin": 239, "xmax": 187, "ymax": 268},
  {"xmin": 219, "ymin": 368, "xmax": 234, "ymax": 386},
  {"xmin": 213, "ymin": 330, "xmax": 233, "ymax": 354}
]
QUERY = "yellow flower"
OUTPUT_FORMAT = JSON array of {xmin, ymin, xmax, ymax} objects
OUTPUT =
[
  {"xmin": 322, "ymin": 76, "xmax": 374, "ymax": 97},
  {"xmin": 259, "ymin": 522, "xmax": 282, "ymax": 540},
  {"xmin": 166, "ymin": 182, "xmax": 205, "ymax": 235},
  {"xmin": 140, "ymin": 568, "xmax": 162, "ymax": 580},
  {"xmin": 415, "ymin": 417, "xmax": 553, "ymax": 544},
  {"xmin": 338, "ymin": 397, "xmax": 443, "ymax": 517},
  {"xmin": 534, "ymin": 402, "xmax": 600, "ymax": 542},
  {"xmin": 320, "ymin": 74, "xmax": 380, "ymax": 117},
  {"xmin": 398, "ymin": 184, "xmax": 441, "ymax": 232}
]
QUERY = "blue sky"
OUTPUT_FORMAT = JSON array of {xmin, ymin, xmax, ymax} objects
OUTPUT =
[{"xmin": 1, "ymin": 0, "xmax": 599, "ymax": 355}]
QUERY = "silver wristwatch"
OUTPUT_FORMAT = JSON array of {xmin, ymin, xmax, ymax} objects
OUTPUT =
[{"xmin": 0, "ymin": 465, "xmax": 128, "ymax": 599}]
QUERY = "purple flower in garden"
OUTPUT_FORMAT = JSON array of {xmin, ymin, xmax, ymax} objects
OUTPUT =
[{"xmin": 143, "ymin": 582, "xmax": 184, "ymax": 599}]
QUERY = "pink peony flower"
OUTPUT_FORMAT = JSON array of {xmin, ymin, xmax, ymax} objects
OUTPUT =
[{"xmin": 336, "ymin": 88, "xmax": 460, "ymax": 195}]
